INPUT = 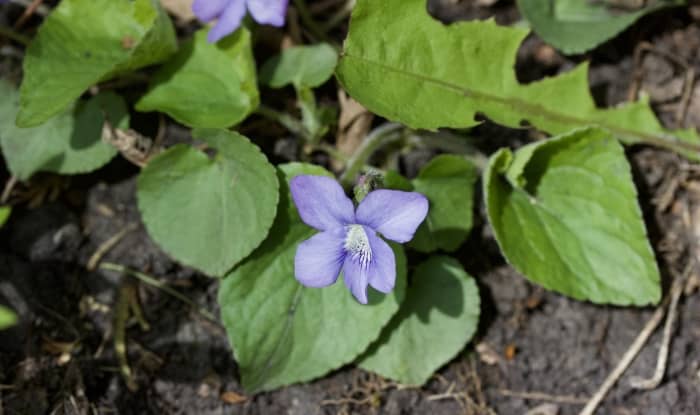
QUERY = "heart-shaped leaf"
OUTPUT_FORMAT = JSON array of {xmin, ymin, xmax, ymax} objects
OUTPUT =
[
  {"xmin": 484, "ymin": 128, "xmax": 660, "ymax": 305},
  {"xmin": 0, "ymin": 80, "xmax": 128, "ymax": 180},
  {"xmin": 219, "ymin": 163, "xmax": 406, "ymax": 392},
  {"xmin": 137, "ymin": 129, "xmax": 278, "ymax": 276},
  {"xmin": 136, "ymin": 28, "xmax": 259, "ymax": 128},
  {"xmin": 360, "ymin": 256, "xmax": 480, "ymax": 385},
  {"xmin": 17, "ymin": 0, "xmax": 176, "ymax": 127}
]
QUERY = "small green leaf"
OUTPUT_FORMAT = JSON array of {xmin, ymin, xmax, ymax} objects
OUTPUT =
[
  {"xmin": 336, "ymin": 0, "xmax": 698, "ymax": 156},
  {"xmin": 0, "ymin": 305, "xmax": 17, "ymax": 330},
  {"xmin": 384, "ymin": 155, "xmax": 477, "ymax": 253},
  {"xmin": 519, "ymin": 0, "xmax": 684, "ymax": 54},
  {"xmin": 137, "ymin": 129, "xmax": 278, "ymax": 277},
  {"xmin": 0, "ymin": 80, "xmax": 128, "ymax": 180},
  {"xmin": 410, "ymin": 155, "xmax": 478, "ymax": 253},
  {"xmin": 17, "ymin": 0, "xmax": 176, "ymax": 127},
  {"xmin": 136, "ymin": 28, "xmax": 259, "ymax": 128},
  {"xmin": 360, "ymin": 256, "xmax": 479, "ymax": 385},
  {"xmin": 260, "ymin": 43, "xmax": 338, "ymax": 89},
  {"xmin": 0, "ymin": 206, "xmax": 10, "ymax": 228},
  {"xmin": 219, "ymin": 163, "xmax": 406, "ymax": 392},
  {"xmin": 484, "ymin": 128, "xmax": 660, "ymax": 305}
]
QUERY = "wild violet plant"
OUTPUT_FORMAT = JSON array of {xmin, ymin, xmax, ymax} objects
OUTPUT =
[
  {"xmin": 0, "ymin": 0, "xmax": 693, "ymax": 391},
  {"xmin": 291, "ymin": 175, "xmax": 428, "ymax": 303}
]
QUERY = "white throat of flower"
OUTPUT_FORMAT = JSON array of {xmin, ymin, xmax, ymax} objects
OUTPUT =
[{"xmin": 344, "ymin": 225, "xmax": 372, "ymax": 268}]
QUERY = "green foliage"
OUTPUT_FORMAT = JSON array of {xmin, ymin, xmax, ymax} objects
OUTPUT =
[
  {"xmin": 484, "ymin": 128, "xmax": 660, "ymax": 305},
  {"xmin": 0, "ymin": 206, "xmax": 10, "ymax": 228},
  {"xmin": 360, "ymin": 256, "xmax": 479, "ymax": 385},
  {"xmin": 411, "ymin": 155, "xmax": 478, "ymax": 252},
  {"xmin": 219, "ymin": 163, "xmax": 406, "ymax": 392},
  {"xmin": 0, "ymin": 80, "xmax": 129, "ymax": 180},
  {"xmin": 137, "ymin": 129, "xmax": 278, "ymax": 277},
  {"xmin": 0, "ymin": 306, "xmax": 17, "ymax": 330},
  {"xmin": 17, "ymin": 0, "xmax": 176, "ymax": 127},
  {"xmin": 519, "ymin": 0, "xmax": 684, "ymax": 54},
  {"xmin": 260, "ymin": 43, "xmax": 338, "ymax": 89},
  {"xmin": 384, "ymin": 155, "xmax": 477, "ymax": 252},
  {"xmin": 336, "ymin": 0, "xmax": 698, "ymax": 155},
  {"xmin": 136, "ymin": 28, "xmax": 259, "ymax": 128}
]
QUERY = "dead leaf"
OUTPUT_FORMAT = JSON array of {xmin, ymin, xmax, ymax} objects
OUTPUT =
[
  {"xmin": 221, "ymin": 391, "xmax": 248, "ymax": 404},
  {"xmin": 504, "ymin": 344, "xmax": 517, "ymax": 360},
  {"xmin": 333, "ymin": 89, "xmax": 373, "ymax": 171},
  {"xmin": 476, "ymin": 342, "xmax": 501, "ymax": 365}
]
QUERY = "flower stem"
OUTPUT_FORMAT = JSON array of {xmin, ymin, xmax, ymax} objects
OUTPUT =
[
  {"xmin": 411, "ymin": 131, "xmax": 489, "ymax": 170},
  {"xmin": 0, "ymin": 25, "xmax": 30, "ymax": 46},
  {"xmin": 292, "ymin": 0, "xmax": 340, "ymax": 49},
  {"xmin": 340, "ymin": 123, "xmax": 404, "ymax": 188},
  {"xmin": 256, "ymin": 104, "xmax": 307, "ymax": 138},
  {"xmin": 99, "ymin": 262, "xmax": 218, "ymax": 323}
]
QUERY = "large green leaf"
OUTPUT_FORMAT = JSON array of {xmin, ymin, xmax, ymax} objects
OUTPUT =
[
  {"xmin": 0, "ymin": 306, "xmax": 17, "ymax": 330},
  {"xmin": 260, "ymin": 43, "xmax": 338, "ymax": 89},
  {"xmin": 336, "ymin": 0, "xmax": 698, "ymax": 155},
  {"xmin": 136, "ymin": 28, "xmax": 259, "ymax": 128},
  {"xmin": 519, "ymin": 0, "xmax": 684, "ymax": 54},
  {"xmin": 0, "ymin": 206, "xmax": 10, "ymax": 228},
  {"xmin": 0, "ymin": 80, "xmax": 129, "ymax": 180},
  {"xmin": 137, "ymin": 129, "xmax": 278, "ymax": 277},
  {"xmin": 17, "ymin": 0, "xmax": 176, "ymax": 127},
  {"xmin": 219, "ymin": 163, "xmax": 406, "ymax": 392},
  {"xmin": 360, "ymin": 256, "xmax": 479, "ymax": 385},
  {"xmin": 484, "ymin": 128, "xmax": 660, "ymax": 305}
]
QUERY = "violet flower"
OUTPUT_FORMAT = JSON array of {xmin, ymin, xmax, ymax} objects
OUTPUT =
[
  {"xmin": 291, "ymin": 175, "xmax": 429, "ymax": 304},
  {"xmin": 193, "ymin": 0, "xmax": 288, "ymax": 43}
]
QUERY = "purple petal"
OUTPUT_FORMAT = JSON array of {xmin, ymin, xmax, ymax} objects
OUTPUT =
[
  {"xmin": 343, "ymin": 255, "xmax": 369, "ymax": 304},
  {"xmin": 356, "ymin": 190, "xmax": 429, "ymax": 243},
  {"xmin": 295, "ymin": 229, "xmax": 346, "ymax": 288},
  {"xmin": 192, "ymin": 0, "xmax": 231, "ymax": 22},
  {"xmin": 290, "ymin": 175, "xmax": 355, "ymax": 231},
  {"xmin": 206, "ymin": 0, "xmax": 247, "ymax": 43},
  {"xmin": 365, "ymin": 231, "xmax": 396, "ymax": 294},
  {"xmin": 246, "ymin": 0, "xmax": 288, "ymax": 27}
]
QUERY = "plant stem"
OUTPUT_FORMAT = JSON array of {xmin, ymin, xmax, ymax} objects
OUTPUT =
[
  {"xmin": 256, "ymin": 104, "xmax": 307, "ymax": 138},
  {"xmin": 412, "ymin": 131, "xmax": 489, "ymax": 170},
  {"xmin": 320, "ymin": 0, "xmax": 356, "ymax": 33},
  {"xmin": 292, "ymin": 0, "xmax": 340, "ymax": 49},
  {"xmin": 339, "ymin": 123, "xmax": 404, "ymax": 188},
  {"xmin": 100, "ymin": 262, "xmax": 218, "ymax": 323},
  {"xmin": 0, "ymin": 25, "xmax": 30, "ymax": 46}
]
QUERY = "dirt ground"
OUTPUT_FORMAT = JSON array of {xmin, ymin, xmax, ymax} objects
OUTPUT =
[{"xmin": 1, "ymin": 1, "xmax": 700, "ymax": 414}]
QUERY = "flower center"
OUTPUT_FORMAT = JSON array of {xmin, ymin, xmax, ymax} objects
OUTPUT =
[{"xmin": 344, "ymin": 225, "xmax": 372, "ymax": 268}]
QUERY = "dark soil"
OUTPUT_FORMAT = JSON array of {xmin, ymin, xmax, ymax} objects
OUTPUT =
[{"xmin": 2, "ymin": 1, "xmax": 700, "ymax": 414}]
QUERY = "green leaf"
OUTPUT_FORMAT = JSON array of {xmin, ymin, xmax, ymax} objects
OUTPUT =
[
  {"xmin": 410, "ymin": 155, "xmax": 478, "ymax": 252},
  {"xmin": 360, "ymin": 256, "xmax": 479, "ymax": 385},
  {"xmin": 0, "ymin": 206, "xmax": 10, "ymax": 228},
  {"xmin": 137, "ymin": 129, "xmax": 278, "ymax": 277},
  {"xmin": 336, "ymin": 0, "xmax": 698, "ymax": 156},
  {"xmin": 0, "ymin": 80, "xmax": 129, "ymax": 180},
  {"xmin": 384, "ymin": 156, "xmax": 477, "ymax": 253},
  {"xmin": 219, "ymin": 163, "xmax": 406, "ymax": 392},
  {"xmin": 519, "ymin": 0, "xmax": 684, "ymax": 54},
  {"xmin": 260, "ymin": 43, "xmax": 338, "ymax": 89},
  {"xmin": 18, "ymin": 0, "xmax": 176, "ymax": 127},
  {"xmin": 0, "ymin": 305, "xmax": 17, "ymax": 330},
  {"xmin": 136, "ymin": 28, "xmax": 259, "ymax": 128},
  {"xmin": 484, "ymin": 127, "xmax": 660, "ymax": 305}
]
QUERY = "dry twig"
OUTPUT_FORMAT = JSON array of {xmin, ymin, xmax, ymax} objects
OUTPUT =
[{"xmin": 578, "ymin": 294, "xmax": 670, "ymax": 415}]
